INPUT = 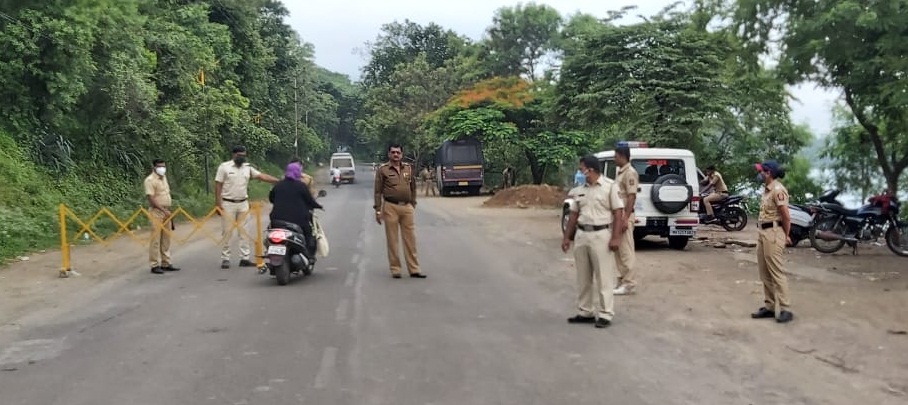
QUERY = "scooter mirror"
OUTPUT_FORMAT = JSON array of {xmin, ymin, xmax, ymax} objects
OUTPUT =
[{"xmin": 318, "ymin": 190, "xmax": 327, "ymax": 198}]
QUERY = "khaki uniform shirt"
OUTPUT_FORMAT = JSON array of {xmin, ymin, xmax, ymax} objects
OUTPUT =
[
  {"xmin": 144, "ymin": 173, "xmax": 172, "ymax": 209},
  {"xmin": 301, "ymin": 173, "xmax": 318, "ymax": 199},
  {"xmin": 759, "ymin": 179, "xmax": 789, "ymax": 222},
  {"xmin": 374, "ymin": 162, "xmax": 417, "ymax": 210},
  {"xmin": 568, "ymin": 176, "xmax": 624, "ymax": 225},
  {"xmin": 616, "ymin": 163, "xmax": 639, "ymax": 202},
  {"xmin": 215, "ymin": 161, "xmax": 261, "ymax": 200},
  {"xmin": 710, "ymin": 171, "xmax": 729, "ymax": 193}
]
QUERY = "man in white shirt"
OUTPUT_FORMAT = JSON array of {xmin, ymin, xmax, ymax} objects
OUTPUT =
[{"xmin": 215, "ymin": 145, "xmax": 278, "ymax": 269}]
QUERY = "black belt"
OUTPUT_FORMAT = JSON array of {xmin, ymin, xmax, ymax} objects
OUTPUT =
[
  {"xmin": 759, "ymin": 221, "xmax": 781, "ymax": 229},
  {"xmin": 223, "ymin": 198, "xmax": 247, "ymax": 203},
  {"xmin": 384, "ymin": 197, "xmax": 410, "ymax": 205},
  {"xmin": 578, "ymin": 224, "xmax": 610, "ymax": 232}
]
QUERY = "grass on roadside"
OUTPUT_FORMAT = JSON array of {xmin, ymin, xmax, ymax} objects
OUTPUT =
[{"xmin": 0, "ymin": 132, "xmax": 298, "ymax": 266}]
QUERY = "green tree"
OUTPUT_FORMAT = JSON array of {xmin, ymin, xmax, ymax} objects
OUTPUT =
[
  {"xmin": 733, "ymin": 0, "xmax": 908, "ymax": 194},
  {"xmin": 821, "ymin": 105, "xmax": 886, "ymax": 200},
  {"xmin": 480, "ymin": 2, "xmax": 563, "ymax": 81},
  {"xmin": 360, "ymin": 19, "xmax": 469, "ymax": 88},
  {"xmin": 428, "ymin": 77, "xmax": 593, "ymax": 184},
  {"xmin": 357, "ymin": 53, "xmax": 476, "ymax": 164}
]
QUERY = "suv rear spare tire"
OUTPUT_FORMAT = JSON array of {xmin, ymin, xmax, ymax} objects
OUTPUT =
[{"xmin": 651, "ymin": 174, "xmax": 692, "ymax": 214}]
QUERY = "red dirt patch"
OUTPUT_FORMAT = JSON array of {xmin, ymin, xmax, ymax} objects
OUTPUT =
[{"xmin": 482, "ymin": 184, "xmax": 568, "ymax": 209}]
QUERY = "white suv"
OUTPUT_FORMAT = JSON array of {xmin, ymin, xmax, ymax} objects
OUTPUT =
[{"xmin": 562, "ymin": 142, "xmax": 701, "ymax": 250}]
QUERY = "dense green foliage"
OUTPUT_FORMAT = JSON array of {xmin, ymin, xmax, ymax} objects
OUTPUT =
[
  {"xmin": 2, "ymin": 0, "xmax": 904, "ymax": 262},
  {"xmin": 0, "ymin": 0, "xmax": 357, "ymax": 261}
]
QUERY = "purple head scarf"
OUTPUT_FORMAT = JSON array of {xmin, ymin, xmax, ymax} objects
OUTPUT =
[{"xmin": 285, "ymin": 162, "xmax": 302, "ymax": 181}]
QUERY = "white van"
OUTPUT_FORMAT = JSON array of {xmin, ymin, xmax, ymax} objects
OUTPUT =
[
  {"xmin": 562, "ymin": 141, "xmax": 701, "ymax": 250},
  {"xmin": 329, "ymin": 152, "xmax": 356, "ymax": 183}
]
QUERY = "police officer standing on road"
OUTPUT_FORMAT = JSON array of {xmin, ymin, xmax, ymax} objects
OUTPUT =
[
  {"xmin": 562, "ymin": 155, "xmax": 625, "ymax": 328},
  {"xmin": 145, "ymin": 158, "xmax": 180, "ymax": 275},
  {"xmin": 613, "ymin": 146, "xmax": 639, "ymax": 295},
  {"xmin": 214, "ymin": 145, "xmax": 279, "ymax": 269},
  {"xmin": 751, "ymin": 160, "xmax": 794, "ymax": 323},
  {"xmin": 374, "ymin": 143, "xmax": 425, "ymax": 279}
]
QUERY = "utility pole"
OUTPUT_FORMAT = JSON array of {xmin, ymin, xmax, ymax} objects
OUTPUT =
[{"xmin": 294, "ymin": 75, "xmax": 299, "ymax": 158}]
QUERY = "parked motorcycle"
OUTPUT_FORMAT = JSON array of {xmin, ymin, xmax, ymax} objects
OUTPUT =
[
  {"xmin": 809, "ymin": 190, "xmax": 908, "ymax": 256},
  {"xmin": 788, "ymin": 189, "xmax": 843, "ymax": 247},
  {"xmin": 263, "ymin": 189, "xmax": 328, "ymax": 285},
  {"xmin": 698, "ymin": 190, "xmax": 749, "ymax": 232}
]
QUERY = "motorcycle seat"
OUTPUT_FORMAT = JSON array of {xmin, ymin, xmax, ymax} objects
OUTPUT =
[
  {"xmin": 825, "ymin": 204, "xmax": 859, "ymax": 217},
  {"xmin": 723, "ymin": 195, "xmax": 743, "ymax": 204},
  {"xmin": 269, "ymin": 220, "xmax": 304, "ymax": 234}
]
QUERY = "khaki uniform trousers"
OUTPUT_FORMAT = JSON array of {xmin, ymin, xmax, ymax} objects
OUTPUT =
[
  {"xmin": 382, "ymin": 202, "xmax": 420, "ymax": 275},
  {"xmin": 616, "ymin": 213, "xmax": 637, "ymax": 288},
  {"xmin": 423, "ymin": 178, "xmax": 437, "ymax": 196},
  {"xmin": 573, "ymin": 228, "xmax": 617, "ymax": 320},
  {"xmin": 757, "ymin": 225, "xmax": 791, "ymax": 313},
  {"xmin": 149, "ymin": 208, "xmax": 172, "ymax": 268},
  {"xmin": 221, "ymin": 200, "xmax": 252, "ymax": 261},
  {"xmin": 703, "ymin": 192, "xmax": 727, "ymax": 216}
]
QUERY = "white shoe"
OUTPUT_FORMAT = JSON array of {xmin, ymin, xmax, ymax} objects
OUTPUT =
[{"xmin": 614, "ymin": 285, "xmax": 634, "ymax": 295}]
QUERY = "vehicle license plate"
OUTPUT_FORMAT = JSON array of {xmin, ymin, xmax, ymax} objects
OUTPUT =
[{"xmin": 267, "ymin": 245, "xmax": 287, "ymax": 255}]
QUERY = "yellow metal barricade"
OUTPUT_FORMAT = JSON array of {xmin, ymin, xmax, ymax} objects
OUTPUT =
[{"xmin": 58, "ymin": 202, "xmax": 265, "ymax": 278}]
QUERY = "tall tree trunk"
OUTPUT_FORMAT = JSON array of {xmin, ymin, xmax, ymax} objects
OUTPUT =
[{"xmin": 525, "ymin": 150, "xmax": 544, "ymax": 184}]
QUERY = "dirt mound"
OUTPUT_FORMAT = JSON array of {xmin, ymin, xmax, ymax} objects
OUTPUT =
[{"xmin": 483, "ymin": 184, "xmax": 568, "ymax": 209}]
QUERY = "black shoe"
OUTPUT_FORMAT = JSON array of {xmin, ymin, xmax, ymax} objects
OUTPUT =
[
  {"xmin": 567, "ymin": 315, "xmax": 596, "ymax": 324},
  {"xmin": 392, "ymin": 274, "xmax": 402, "ymax": 279},
  {"xmin": 150, "ymin": 267, "xmax": 165, "ymax": 274},
  {"xmin": 595, "ymin": 318, "xmax": 612, "ymax": 328},
  {"xmin": 751, "ymin": 307, "xmax": 775, "ymax": 319},
  {"xmin": 161, "ymin": 265, "xmax": 180, "ymax": 272},
  {"xmin": 221, "ymin": 260, "xmax": 230, "ymax": 269},
  {"xmin": 776, "ymin": 310, "xmax": 794, "ymax": 323},
  {"xmin": 238, "ymin": 259, "xmax": 255, "ymax": 267},
  {"xmin": 410, "ymin": 273, "xmax": 427, "ymax": 278}
]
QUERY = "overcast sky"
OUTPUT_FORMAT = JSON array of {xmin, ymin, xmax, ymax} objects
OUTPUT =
[{"xmin": 282, "ymin": 0, "xmax": 840, "ymax": 138}]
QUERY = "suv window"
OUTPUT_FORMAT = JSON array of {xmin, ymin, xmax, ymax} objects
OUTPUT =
[
  {"xmin": 599, "ymin": 158, "xmax": 687, "ymax": 183},
  {"xmin": 602, "ymin": 159, "xmax": 617, "ymax": 180},
  {"xmin": 633, "ymin": 159, "xmax": 686, "ymax": 183}
]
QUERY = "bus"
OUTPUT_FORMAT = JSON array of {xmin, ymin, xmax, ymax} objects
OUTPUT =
[
  {"xmin": 329, "ymin": 152, "xmax": 356, "ymax": 183},
  {"xmin": 435, "ymin": 137, "xmax": 484, "ymax": 196}
]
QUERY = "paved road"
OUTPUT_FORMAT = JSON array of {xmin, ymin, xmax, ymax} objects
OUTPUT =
[{"xmin": 1, "ymin": 169, "xmax": 753, "ymax": 405}]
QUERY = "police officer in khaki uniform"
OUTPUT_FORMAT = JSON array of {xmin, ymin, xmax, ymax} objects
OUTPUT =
[
  {"xmin": 374, "ymin": 143, "xmax": 425, "ymax": 279},
  {"xmin": 144, "ymin": 158, "xmax": 180, "ymax": 274},
  {"xmin": 751, "ymin": 160, "xmax": 794, "ymax": 323},
  {"xmin": 215, "ymin": 146, "xmax": 278, "ymax": 269},
  {"xmin": 421, "ymin": 165, "xmax": 437, "ymax": 196},
  {"xmin": 562, "ymin": 155, "xmax": 625, "ymax": 328},
  {"xmin": 613, "ymin": 146, "xmax": 639, "ymax": 295},
  {"xmin": 702, "ymin": 165, "xmax": 729, "ymax": 223}
]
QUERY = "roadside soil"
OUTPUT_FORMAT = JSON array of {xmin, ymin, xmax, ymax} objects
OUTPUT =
[{"xmin": 422, "ymin": 194, "xmax": 908, "ymax": 404}]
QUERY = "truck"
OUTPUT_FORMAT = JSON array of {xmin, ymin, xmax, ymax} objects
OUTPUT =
[
  {"xmin": 329, "ymin": 152, "xmax": 356, "ymax": 183},
  {"xmin": 434, "ymin": 137, "xmax": 484, "ymax": 196}
]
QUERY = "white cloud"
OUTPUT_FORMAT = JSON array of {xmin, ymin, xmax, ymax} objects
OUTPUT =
[{"xmin": 282, "ymin": 0, "xmax": 839, "ymax": 137}]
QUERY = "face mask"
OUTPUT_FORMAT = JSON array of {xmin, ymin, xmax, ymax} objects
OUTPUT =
[
  {"xmin": 756, "ymin": 172, "xmax": 766, "ymax": 183},
  {"xmin": 155, "ymin": 167, "xmax": 166, "ymax": 176},
  {"xmin": 234, "ymin": 156, "xmax": 246, "ymax": 166}
]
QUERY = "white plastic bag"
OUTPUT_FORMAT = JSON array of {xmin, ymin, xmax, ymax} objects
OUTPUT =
[{"xmin": 313, "ymin": 215, "xmax": 329, "ymax": 258}]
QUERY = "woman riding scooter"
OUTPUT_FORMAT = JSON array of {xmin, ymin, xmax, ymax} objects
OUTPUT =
[{"xmin": 268, "ymin": 162, "xmax": 323, "ymax": 258}]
